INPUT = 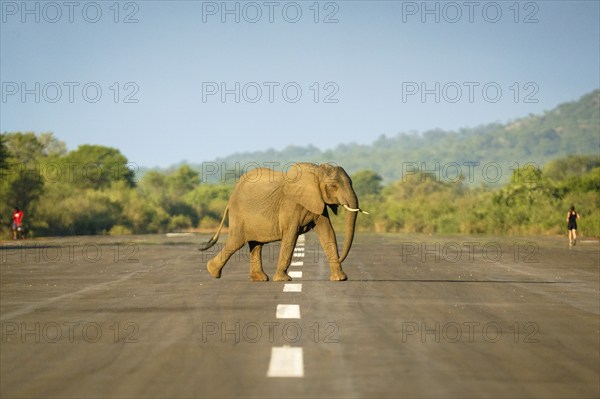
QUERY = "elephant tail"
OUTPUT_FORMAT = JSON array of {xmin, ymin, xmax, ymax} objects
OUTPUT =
[{"xmin": 199, "ymin": 205, "xmax": 229, "ymax": 251}]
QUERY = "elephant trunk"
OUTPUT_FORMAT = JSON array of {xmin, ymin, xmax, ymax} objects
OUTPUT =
[{"xmin": 338, "ymin": 193, "xmax": 358, "ymax": 264}]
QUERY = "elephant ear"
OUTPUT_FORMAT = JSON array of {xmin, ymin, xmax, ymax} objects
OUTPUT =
[{"xmin": 283, "ymin": 169, "xmax": 325, "ymax": 215}]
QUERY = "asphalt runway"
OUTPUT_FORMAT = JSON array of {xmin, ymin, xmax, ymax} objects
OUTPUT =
[{"xmin": 1, "ymin": 233, "xmax": 599, "ymax": 398}]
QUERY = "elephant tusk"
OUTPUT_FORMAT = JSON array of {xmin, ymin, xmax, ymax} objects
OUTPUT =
[{"xmin": 343, "ymin": 204, "xmax": 370, "ymax": 215}]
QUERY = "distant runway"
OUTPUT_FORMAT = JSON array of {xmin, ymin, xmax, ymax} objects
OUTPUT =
[{"xmin": 1, "ymin": 233, "xmax": 599, "ymax": 398}]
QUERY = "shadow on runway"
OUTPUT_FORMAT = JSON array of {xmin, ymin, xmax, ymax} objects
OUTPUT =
[{"xmin": 302, "ymin": 279, "xmax": 579, "ymax": 284}]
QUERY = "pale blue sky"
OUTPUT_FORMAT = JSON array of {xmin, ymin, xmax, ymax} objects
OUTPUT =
[{"xmin": 1, "ymin": 1, "xmax": 599, "ymax": 167}]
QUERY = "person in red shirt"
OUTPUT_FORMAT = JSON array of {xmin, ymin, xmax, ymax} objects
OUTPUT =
[{"xmin": 12, "ymin": 207, "xmax": 24, "ymax": 240}]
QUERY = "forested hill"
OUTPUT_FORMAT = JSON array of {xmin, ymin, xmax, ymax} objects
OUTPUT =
[{"xmin": 198, "ymin": 89, "xmax": 599, "ymax": 184}]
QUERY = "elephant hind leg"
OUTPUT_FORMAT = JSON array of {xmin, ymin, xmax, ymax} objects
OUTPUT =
[
  {"xmin": 248, "ymin": 241, "xmax": 269, "ymax": 282},
  {"xmin": 207, "ymin": 237, "xmax": 245, "ymax": 278}
]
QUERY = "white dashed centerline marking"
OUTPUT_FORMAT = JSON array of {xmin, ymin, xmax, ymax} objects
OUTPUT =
[
  {"xmin": 276, "ymin": 304, "xmax": 301, "ymax": 319},
  {"xmin": 288, "ymin": 271, "xmax": 303, "ymax": 279},
  {"xmin": 267, "ymin": 239, "xmax": 306, "ymax": 378},
  {"xmin": 283, "ymin": 283, "xmax": 302, "ymax": 292},
  {"xmin": 267, "ymin": 347, "xmax": 304, "ymax": 377}
]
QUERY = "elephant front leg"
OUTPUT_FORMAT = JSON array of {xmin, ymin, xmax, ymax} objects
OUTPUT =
[
  {"xmin": 325, "ymin": 250, "xmax": 347, "ymax": 281},
  {"xmin": 273, "ymin": 235, "xmax": 297, "ymax": 281},
  {"xmin": 314, "ymin": 217, "xmax": 347, "ymax": 281},
  {"xmin": 328, "ymin": 262, "xmax": 348, "ymax": 281},
  {"xmin": 248, "ymin": 242, "xmax": 269, "ymax": 282}
]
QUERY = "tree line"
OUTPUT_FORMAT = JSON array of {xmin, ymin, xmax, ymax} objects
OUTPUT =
[{"xmin": 1, "ymin": 132, "xmax": 598, "ymax": 238}]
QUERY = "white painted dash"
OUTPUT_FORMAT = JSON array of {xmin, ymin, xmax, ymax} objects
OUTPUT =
[
  {"xmin": 288, "ymin": 271, "xmax": 303, "ymax": 279},
  {"xmin": 267, "ymin": 346, "xmax": 304, "ymax": 377},
  {"xmin": 293, "ymin": 252, "xmax": 305, "ymax": 258},
  {"xmin": 283, "ymin": 283, "xmax": 302, "ymax": 292},
  {"xmin": 290, "ymin": 261, "xmax": 303, "ymax": 266},
  {"xmin": 276, "ymin": 304, "xmax": 301, "ymax": 319}
]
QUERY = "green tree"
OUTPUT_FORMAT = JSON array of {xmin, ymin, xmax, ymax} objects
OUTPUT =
[
  {"xmin": 185, "ymin": 183, "xmax": 233, "ymax": 229},
  {"xmin": 3, "ymin": 132, "xmax": 45, "ymax": 163},
  {"xmin": 348, "ymin": 170, "xmax": 383, "ymax": 231},
  {"xmin": 0, "ymin": 133, "xmax": 50, "ymax": 234},
  {"xmin": 379, "ymin": 171, "xmax": 465, "ymax": 234},
  {"xmin": 542, "ymin": 155, "xmax": 600, "ymax": 181},
  {"xmin": 351, "ymin": 170, "xmax": 383, "ymax": 197},
  {"xmin": 138, "ymin": 165, "xmax": 203, "ymax": 231},
  {"xmin": 0, "ymin": 134, "xmax": 9, "ymax": 171},
  {"xmin": 60, "ymin": 145, "xmax": 136, "ymax": 190},
  {"xmin": 26, "ymin": 140, "xmax": 137, "ymax": 236}
]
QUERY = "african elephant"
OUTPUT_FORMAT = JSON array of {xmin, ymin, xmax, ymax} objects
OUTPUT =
[{"xmin": 199, "ymin": 163, "xmax": 368, "ymax": 281}]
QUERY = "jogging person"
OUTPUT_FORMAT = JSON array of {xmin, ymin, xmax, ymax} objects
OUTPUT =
[{"xmin": 566, "ymin": 205, "xmax": 580, "ymax": 247}]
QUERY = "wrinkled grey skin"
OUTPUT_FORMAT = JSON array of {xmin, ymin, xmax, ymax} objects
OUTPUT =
[{"xmin": 199, "ymin": 163, "xmax": 364, "ymax": 281}]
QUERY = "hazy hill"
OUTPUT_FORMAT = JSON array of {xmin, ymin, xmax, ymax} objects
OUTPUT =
[{"xmin": 192, "ymin": 89, "xmax": 599, "ymax": 184}]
